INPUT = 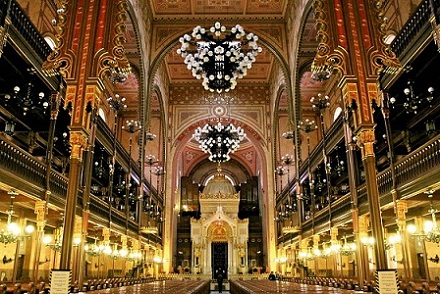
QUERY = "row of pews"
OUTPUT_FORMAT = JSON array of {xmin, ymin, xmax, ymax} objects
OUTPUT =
[
  {"xmin": 87, "ymin": 280, "xmax": 210, "ymax": 294},
  {"xmin": 0, "ymin": 279, "xmax": 210, "ymax": 294},
  {"xmin": 286, "ymin": 277, "xmax": 362, "ymax": 290},
  {"xmin": 78, "ymin": 277, "xmax": 155, "ymax": 292},
  {"xmin": 230, "ymin": 279, "xmax": 359, "ymax": 294}
]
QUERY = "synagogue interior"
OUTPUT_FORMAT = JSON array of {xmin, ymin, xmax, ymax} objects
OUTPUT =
[{"xmin": 0, "ymin": 0, "xmax": 439, "ymax": 293}]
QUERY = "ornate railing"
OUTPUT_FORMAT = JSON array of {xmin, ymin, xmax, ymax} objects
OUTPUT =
[
  {"xmin": 0, "ymin": 139, "xmax": 69, "ymax": 199},
  {"xmin": 395, "ymin": 137, "xmax": 440, "ymax": 186},
  {"xmin": 390, "ymin": 0, "xmax": 437, "ymax": 58},
  {"xmin": 3, "ymin": 0, "xmax": 53, "ymax": 60}
]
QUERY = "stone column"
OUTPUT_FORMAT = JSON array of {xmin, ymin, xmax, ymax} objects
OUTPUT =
[
  {"xmin": 32, "ymin": 201, "xmax": 47, "ymax": 282},
  {"xmin": 396, "ymin": 200, "xmax": 411, "ymax": 281},
  {"xmin": 313, "ymin": 235, "xmax": 320, "ymax": 276},
  {"xmin": 356, "ymin": 129, "xmax": 387, "ymax": 271},
  {"xmin": 330, "ymin": 227, "xmax": 339, "ymax": 277},
  {"xmin": 102, "ymin": 228, "xmax": 111, "ymax": 278},
  {"xmin": 121, "ymin": 235, "xmax": 128, "ymax": 276},
  {"xmin": 71, "ymin": 215, "xmax": 83, "ymax": 284},
  {"xmin": 359, "ymin": 215, "xmax": 371, "ymax": 281},
  {"xmin": 300, "ymin": 239, "xmax": 308, "ymax": 277},
  {"xmin": 60, "ymin": 132, "xmax": 87, "ymax": 270}
]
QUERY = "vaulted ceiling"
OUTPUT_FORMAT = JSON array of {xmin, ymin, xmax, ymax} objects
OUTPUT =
[{"xmin": 114, "ymin": 0, "xmax": 323, "ymax": 180}]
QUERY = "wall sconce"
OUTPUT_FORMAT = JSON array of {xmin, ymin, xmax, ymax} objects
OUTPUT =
[
  {"xmin": 429, "ymin": 254, "xmax": 439, "ymax": 263},
  {"xmin": 2, "ymin": 255, "xmax": 13, "ymax": 264}
]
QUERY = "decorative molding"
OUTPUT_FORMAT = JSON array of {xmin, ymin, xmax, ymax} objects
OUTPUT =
[
  {"xmin": 199, "ymin": 192, "xmax": 240, "ymax": 199},
  {"xmin": 42, "ymin": 0, "xmax": 71, "ymax": 77},
  {"xmin": 356, "ymin": 129, "xmax": 376, "ymax": 158},
  {"xmin": 370, "ymin": 0, "xmax": 401, "ymax": 75},
  {"xmin": 0, "ymin": 19, "xmax": 10, "ymax": 59},
  {"xmin": 311, "ymin": 0, "xmax": 345, "ymax": 79}
]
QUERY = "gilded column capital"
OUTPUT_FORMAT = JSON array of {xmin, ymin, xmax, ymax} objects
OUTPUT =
[
  {"xmin": 359, "ymin": 215, "xmax": 369, "ymax": 233},
  {"xmin": 313, "ymin": 235, "xmax": 320, "ymax": 249},
  {"xmin": 102, "ymin": 228, "xmax": 110, "ymax": 245},
  {"xmin": 356, "ymin": 129, "xmax": 376, "ymax": 158},
  {"xmin": 34, "ymin": 201, "xmax": 47, "ymax": 229},
  {"xmin": 69, "ymin": 131, "xmax": 88, "ymax": 160},
  {"xmin": 121, "ymin": 235, "xmax": 127, "ymax": 247},
  {"xmin": 330, "ymin": 227, "xmax": 339, "ymax": 240},
  {"xmin": 300, "ymin": 239, "xmax": 308, "ymax": 250},
  {"xmin": 395, "ymin": 200, "xmax": 408, "ymax": 221}
]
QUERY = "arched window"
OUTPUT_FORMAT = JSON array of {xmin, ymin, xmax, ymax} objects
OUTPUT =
[
  {"xmin": 44, "ymin": 36, "xmax": 56, "ymax": 50},
  {"xmin": 98, "ymin": 108, "xmax": 106, "ymax": 122},
  {"xmin": 333, "ymin": 107, "xmax": 342, "ymax": 121}
]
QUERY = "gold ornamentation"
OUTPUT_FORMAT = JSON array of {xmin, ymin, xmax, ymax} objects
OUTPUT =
[
  {"xmin": 98, "ymin": 0, "xmax": 131, "ymax": 81},
  {"xmin": 0, "ymin": 20, "xmax": 10, "ymax": 58},
  {"xmin": 431, "ymin": 21, "xmax": 440, "ymax": 52},
  {"xmin": 370, "ymin": 0, "xmax": 401, "ymax": 75},
  {"xmin": 34, "ymin": 201, "xmax": 47, "ymax": 224},
  {"xmin": 395, "ymin": 200, "xmax": 408, "ymax": 220},
  {"xmin": 356, "ymin": 129, "xmax": 376, "ymax": 157},
  {"xmin": 69, "ymin": 131, "xmax": 87, "ymax": 160},
  {"xmin": 42, "ymin": 0, "xmax": 71, "ymax": 77},
  {"xmin": 311, "ymin": 0, "xmax": 344, "ymax": 80},
  {"xmin": 199, "ymin": 192, "xmax": 240, "ymax": 199}
]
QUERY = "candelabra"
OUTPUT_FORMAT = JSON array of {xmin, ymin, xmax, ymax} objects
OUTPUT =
[
  {"xmin": 123, "ymin": 120, "xmax": 142, "ymax": 220},
  {"xmin": 310, "ymin": 93, "xmax": 331, "ymax": 206},
  {"xmin": 297, "ymin": 119, "xmax": 318, "ymax": 220},
  {"xmin": 94, "ymin": 149, "xmax": 107, "ymax": 179},
  {"xmin": 281, "ymin": 154, "xmax": 294, "ymax": 183},
  {"xmin": 107, "ymin": 93, "xmax": 126, "ymax": 205}
]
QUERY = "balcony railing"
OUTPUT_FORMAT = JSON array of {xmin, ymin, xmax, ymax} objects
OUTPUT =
[
  {"xmin": 390, "ymin": 0, "xmax": 439, "ymax": 59},
  {"xmin": 1, "ymin": 0, "xmax": 53, "ymax": 61}
]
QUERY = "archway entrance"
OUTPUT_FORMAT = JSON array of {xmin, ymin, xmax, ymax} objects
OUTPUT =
[{"xmin": 212, "ymin": 242, "xmax": 228, "ymax": 279}]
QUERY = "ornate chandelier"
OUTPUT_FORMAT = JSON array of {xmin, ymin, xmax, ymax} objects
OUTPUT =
[
  {"xmin": 425, "ymin": 205, "xmax": 440, "ymax": 244},
  {"xmin": 177, "ymin": 22, "xmax": 262, "ymax": 93},
  {"xmin": 0, "ymin": 209, "xmax": 20, "ymax": 245},
  {"xmin": 0, "ymin": 191, "xmax": 21, "ymax": 245},
  {"xmin": 339, "ymin": 236, "xmax": 356, "ymax": 256},
  {"xmin": 193, "ymin": 121, "xmax": 245, "ymax": 162}
]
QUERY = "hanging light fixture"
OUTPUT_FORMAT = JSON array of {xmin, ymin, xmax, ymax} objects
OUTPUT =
[
  {"xmin": 177, "ymin": 22, "xmax": 262, "ymax": 93},
  {"xmin": 424, "ymin": 204, "xmax": 440, "ymax": 244},
  {"xmin": 1, "ymin": 69, "xmax": 49, "ymax": 117},
  {"xmin": 193, "ymin": 121, "xmax": 245, "ymax": 162},
  {"xmin": 0, "ymin": 191, "xmax": 21, "ymax": 245},
  {"xmin": 339, "ymin": 235, "xmax": 356, "ymax": 256},
  {"xmin": 85, "ymin": 237, "xmax": 103, "ymax": 257}
]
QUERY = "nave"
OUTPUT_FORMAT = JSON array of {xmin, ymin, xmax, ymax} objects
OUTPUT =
[{"xmin": 81, "ymin": 279, "xmax": 362, "ymax": 294}]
